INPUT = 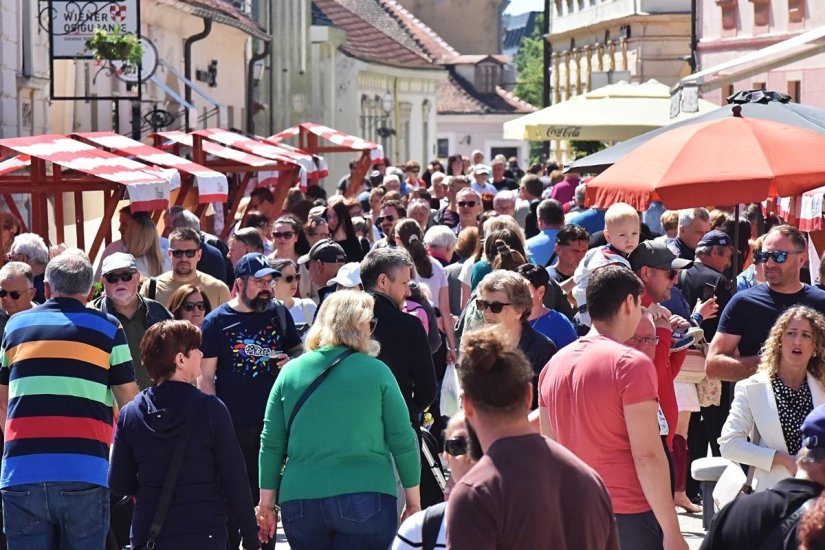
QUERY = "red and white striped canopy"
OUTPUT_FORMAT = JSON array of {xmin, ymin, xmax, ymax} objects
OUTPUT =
[
  {"xmin": 777, "ymin": 188, "xmax": 825, "ymax": 232},
  {"xmin": 268, "ymin": 123, "xmax": 385, "ymax": 163},
  {"xmin": 260, "ymin": 139, "xmax": 329, "ymax": 180},
  {"xmin": 0, "ymin": 155, "xmax": 31, "ymax": 176},
  {"xmin": 0, "ymin": 135, "xmax": 170, "ymax": 211},
  {"xmin": 74, "ymin": 132, "xmax": 228, "ymax": 203},
  {"xmin": 155, "ymin": 131, "xmax": 278, "ymax": 168},
  {"xmin": 193, "ymin": 129, "xmax": 309, "ymax": 189}
]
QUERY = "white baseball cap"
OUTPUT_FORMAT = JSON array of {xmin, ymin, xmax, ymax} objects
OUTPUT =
[{"xmin": 327, "ymin": 262, "xmax": 362, "ymax": 288}]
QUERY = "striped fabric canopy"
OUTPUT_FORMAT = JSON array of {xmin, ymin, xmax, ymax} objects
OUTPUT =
[
  {"xmin": 268, "ymin": 122, "xmax": 385, "ymax": 163},
  {"xmin": 0, "ymin": 135, "xmax": 171, "ymax": 211}
]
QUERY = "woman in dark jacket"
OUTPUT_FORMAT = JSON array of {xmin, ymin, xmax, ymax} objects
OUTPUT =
[
  {"xmin": 326, "ymin": 200, "xmax": 370, "ymax": 262},
  {"xmin": 109, "ymin": 320, "xmax": 260, "ymax": 549}
]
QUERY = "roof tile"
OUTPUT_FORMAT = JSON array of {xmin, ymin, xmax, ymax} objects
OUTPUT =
[{"xmin": 437, "ymin": 74, "xmax": 536, "ymax": 115}]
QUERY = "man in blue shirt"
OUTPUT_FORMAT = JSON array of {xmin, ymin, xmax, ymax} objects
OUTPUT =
[{"xmin": 525, "ymin": 199, "xmax": 564, "ymax": 267}]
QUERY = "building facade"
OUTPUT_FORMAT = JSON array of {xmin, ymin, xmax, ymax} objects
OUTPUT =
[
  {"xmin": 395, "ymin": 0, "xmax": 505, "ymax": 55},
  {"xmin": 696, "ymin": 0, "xmax": 825, "ymax": 107}
]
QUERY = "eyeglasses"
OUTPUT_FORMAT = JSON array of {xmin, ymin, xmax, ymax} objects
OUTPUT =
[
  {"xmin": 6, "ymin": 253, "xmax": 25, "ymax": 262},
  {"xmin": 651, "ymin": 267, "xmax": 678, "ymax": 279},
  {"xmin": 369, "ymin": 318, "xmax": 378, "ymax": 334},
  {"xmin": 250, "ymin": 277, "xmax": 276, "ymax": 287},
  {"xmin": 182, "ymin": 301, "xmax": 206, "ymax": 312},
  {"xmin": 376, "ymin": 215, "xmax": 395, "ymax": 224},
  {"xmin": 630, "ymin": 335, "xmax": 659, "ymax": 345},
  {"xmin": 103, "ymin": 271, "xmax": 136, "ymax": 284},
  {"xmin": 444, "ymin": 437, "xmax": 468, "ymax": 457},
  {"xmin": 272, "ymin": 231, "xmax": 295, "ymax": 240},
  {"xmin": 0, "ymin": 290, "xmax": 23, "ymax": 300},
  {"xmin": 457, "ymin": 201, "xmax": 477, "ymax": 208},
  {"xmin": 476, "ymin": 299, "xmax": 511, "ymax": 314},
  {"xmin": 279, "ymin": 274, "xmax": 300, "ymax": 284},
  {"xmin": 753, "ymin": 250, "xmax": 803, "ymax": 264},
  {"xmin": 170, "ymin": 249, "xmax": 198, "ymax": 258}
]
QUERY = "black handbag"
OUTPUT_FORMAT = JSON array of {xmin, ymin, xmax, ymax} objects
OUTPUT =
[{"xmin": 124, "ymin": 396, "xmax": 206, "ymax": 550}]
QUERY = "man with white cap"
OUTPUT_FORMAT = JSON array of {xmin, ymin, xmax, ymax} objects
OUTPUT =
[
  {"xmin": 198, "ymin": 252, "xmax": 303, "ymax": 550},
  {"xmin": 91, "ymin": 252, "xmax": 172, "ymax": 389},
  {"xmin": 327, "ymin": 262, "xmax": 362, "ymax": 291},
  {"xmin": 470, "ymin": 165, "xmax": 497, "ymax": 195}
]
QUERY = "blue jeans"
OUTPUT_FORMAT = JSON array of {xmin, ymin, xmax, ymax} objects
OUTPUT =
[
  {"xmin": 281, "ymin": 492, "xmax": 397, "ymax": 550},
  {"xmin": 1, "ymin": 482, "xmax": 109, "ymax": 550}
]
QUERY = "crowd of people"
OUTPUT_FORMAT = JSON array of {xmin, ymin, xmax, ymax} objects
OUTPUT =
[{"xmin": 2, "ymin": 150, "xmax": 825, "ymax": 549}]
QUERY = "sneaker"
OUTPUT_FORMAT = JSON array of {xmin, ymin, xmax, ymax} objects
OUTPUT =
[{"xmin": 671, "ymin": 327, "xmax": 704, "ymax": 352}]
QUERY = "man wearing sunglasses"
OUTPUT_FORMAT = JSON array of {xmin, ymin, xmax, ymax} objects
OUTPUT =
[
  {"xmin": 0, "ymin": 261, "xmax": 36, "ymax": 337},
  {"xmin": 92, "ymin": 253, "xmax": 173, "ymax": 389},
  {"xmin": 141, "ymin": 228, "xmax": 231, "ymax": 310},
  {"xmin": 454, "ymin": 188, "xmax": 482, "ymax": 236},
  {"xmin": 708, "ymin": 225, "xmax": 825, "ymax": 383}
]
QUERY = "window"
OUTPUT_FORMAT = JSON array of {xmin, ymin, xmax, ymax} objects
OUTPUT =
[
  {"xmin": 788, "ymin": 80, "xmax": 801, "ymax": 103},
  {"xmin": 788, "ymin": 0, "xmax": 805, "ymax": 23},
  {"xmin": 749, "ymin": 0, "xmax": 770, "ymax": 27},
  {"xmin": 752, "ymin": 81, "xmax": 766, "ymax": 90},
  {"xmin": 474, "ymin": 62, "xmax": 500, "ymax": 94},
  {"xmin": 437, "ymin": 138, "xmax": 449, "ymax": 158},
  {"xmin": 716, "ymin": 0, "xmax": 738, "ymax": 31}
]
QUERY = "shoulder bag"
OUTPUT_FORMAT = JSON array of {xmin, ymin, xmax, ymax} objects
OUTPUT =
[
  {"xmin": 131, "ymin": 396, "xmax": 206, "ymax": 550},
  {"xmin": 286, "ymin": 348, "xmax": 356, "ymax": 436}
]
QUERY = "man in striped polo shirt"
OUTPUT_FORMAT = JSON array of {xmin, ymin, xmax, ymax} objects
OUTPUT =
[{"xmin": 0, "ymin": 251, "xmax": 139, "ymax": 549}]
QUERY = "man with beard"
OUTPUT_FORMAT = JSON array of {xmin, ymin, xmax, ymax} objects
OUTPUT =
[
  {"xmin": 198, "ymin": 252, "xmax": 302, "ymax": 550},
  {"xmin": 141, "ymin": 227, "xmax": 230, "ymax": 309}
]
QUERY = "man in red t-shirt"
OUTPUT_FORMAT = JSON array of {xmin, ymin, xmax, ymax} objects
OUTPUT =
[{"xmin": 539, "ymin": 266, "xmax": 687, "ymax": 550}]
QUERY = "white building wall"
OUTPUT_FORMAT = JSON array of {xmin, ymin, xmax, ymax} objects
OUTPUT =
[{"xmin": 437, "ymin": 114, "xmax": 531, "ymax": 165}]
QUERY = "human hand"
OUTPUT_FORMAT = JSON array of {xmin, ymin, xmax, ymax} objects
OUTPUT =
[
  {"xmin": 695, "ymin": 297, "xmax": 718, "ymax": 321},
  {"xmin": 273, "ymin": 353, "xmax": 290, "ymax": 369},
  {"xmin": 773, "ymin": 452, "xmax": 798, "ymax": 476},
  {"xmin": 255, "ymin": 505, "xmax": 277, "ymax": 542},
  {"xmin": 400, "ymin": 503, "xmax": 421, "ymax": 523},
  {"xmin": 647, "ymin": 303, "xmax": 672, "ymax": 321},
  {"xmin": 446, "ymin": 348, "xmax": 457, "ymax": 365},
  {"xmin": 669, "ymin": 315, "xmax": 690, "ymax": 331}
]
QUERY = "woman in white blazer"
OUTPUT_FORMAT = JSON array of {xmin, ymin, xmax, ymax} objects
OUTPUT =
[{"xmin": 719, "ymin": 305, "xmax": 825, "ymax": 492}]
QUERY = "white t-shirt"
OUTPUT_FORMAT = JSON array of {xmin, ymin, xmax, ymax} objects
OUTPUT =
[
  {"xmin": 392, "ymin": 506, "xmax": 447, "ymax": 550},
  {"xmin": 458, "ymin": 258, "xmax": 476, "ymax": 286},
  {"xmin": 416, "ymin": 257, "xmax": 448, "ymax": 309}
]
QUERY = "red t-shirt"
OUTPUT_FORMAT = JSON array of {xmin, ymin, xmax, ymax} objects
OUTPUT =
[{"xmin": 538, "ymin": 335, "xmax": 659, "ymax": 514}]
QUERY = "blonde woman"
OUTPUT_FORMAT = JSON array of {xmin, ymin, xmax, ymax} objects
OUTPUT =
[
  {"xmin": 720, "ymin": 305, "xmax": 825, "ymax": 492},
  {"xmin": 126, "ymin": 214, "xmax": 169, "ymax": 278},
  {"xmin": 257, "ymin": 291, "xmax": 421, "ymax": 549}
]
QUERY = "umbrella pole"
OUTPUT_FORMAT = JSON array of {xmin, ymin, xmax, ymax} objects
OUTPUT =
[{"xmin": 732, "ymin": 204, "xmax": 740, "ymax": 280}]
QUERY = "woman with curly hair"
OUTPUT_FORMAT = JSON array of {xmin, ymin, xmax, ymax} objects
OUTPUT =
[{"xmin": 720, "ymin": 305, "xmax": 825, "ymax": 493}]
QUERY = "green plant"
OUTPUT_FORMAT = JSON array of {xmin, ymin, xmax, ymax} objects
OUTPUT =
[{"xmin": 85, "ymin": 25, "xmax": 143, "ymax": 73}]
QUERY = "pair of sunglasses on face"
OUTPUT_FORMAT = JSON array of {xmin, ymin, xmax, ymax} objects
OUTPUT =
[
  {"xmin": 457, "ymin": 201, "xmax": 477, "ymax": 208},
  {"xmin": 272, "ymin": 231, "xmax": 295, "ymax": 240},
  {"xmin": 170, "ymin": 249, "xmax": 198, "ymax": 258},
  {"xmin": 753, "ymin": 250, "xmax": 803, "ymax": 264},
  {"xmin": 0, "ymin": 289, "xmax": 25, "ymax": 300},
  {"xmin": 277, "ymin": 274, "xmax": 300, "ymax": 284},
  {"xmin": 182, "ymin": 301, "xmax": 206, "ymax": 312},
  {"xmin": 444, "ymin": 436, "xmax": 468, "ymax": 457},
  {"xmin": 104, "ymin": 271, "xmax": 136, "ymax": 284},
  {"xmin": 476, "ymin": 299, "xmax": 511, "ymax": 314}
]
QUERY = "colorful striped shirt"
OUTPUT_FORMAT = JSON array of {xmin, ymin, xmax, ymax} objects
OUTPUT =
[{"xmin": 0, "ymin": 298, "xmax": 135, "ymax": 488}]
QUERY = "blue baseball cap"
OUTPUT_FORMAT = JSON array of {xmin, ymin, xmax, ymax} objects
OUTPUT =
[
  {"xmin": 801, "ymin": 404, "xmax": 825, "ymax": 450},
  {"xmin": 234, "ymin": 253, "xmax": 280, "ymax": 279},
  {"xmin": 698, "ymin": 230, "xmax": 734, "ymax": 249}
]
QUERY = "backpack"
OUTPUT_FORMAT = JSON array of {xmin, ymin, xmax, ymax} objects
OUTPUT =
[{"xmin": 421, "ymin": 501, "xmax": 447, "ymax": 550}]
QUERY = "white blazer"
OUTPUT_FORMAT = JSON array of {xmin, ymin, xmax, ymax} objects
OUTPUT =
[{"xmin": 719, "ymin": 371, "xmax": 825, "ymax": 492}]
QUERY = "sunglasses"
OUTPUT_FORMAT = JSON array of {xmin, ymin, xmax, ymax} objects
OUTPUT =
[
  {"xmin": 444, "ymin": 437, "xmax": 468, "ymax": 457},
  {"xmin": 630, "ymin": 335, "xmax": 659, "ymax": 345},
  {"xmin": 376, "ymin": 215, "xmax": 395, "ymax": 224},
  {"xmin": 182, "ymin": 301, "xmax": 206, "ymax": 312},
  {"xmin": 457, "ymin": 201, "xmax": 477, "ymax": 208},
  {"xmin": 170, "ymin": 249, "xmax": 198, "ymax": 258},
  {"xmin": 103, "ymin": 271, "xmax": 136, "ymax": 284},
  {"xmin": 652, "ymin": 267, "xmax": 678, "ymax": 279},
  {"xmin": 369, "ymin": 318, "xmax": 378, "ymax": 334},
  {"xmin": 279, "ymin": 274, "xmax": 300, "ymax": 284},
  {"xmin": 753, "ymin": 250, "xmax": 803, "ymax": 264},
  {"xmin": 476, "ymin": 299, "xmax": 511, "ymax": 314},
  {"xmin": 272, "ymin": 231, "xmax": 295, "ymax": 240},
  {"xmin": 0, "ymin": 289, "xmax": 23, "ymax": 300}
]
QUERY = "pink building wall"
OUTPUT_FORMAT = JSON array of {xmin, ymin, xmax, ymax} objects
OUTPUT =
[{"xmin": 698, "ymin": 1, "xmax": 825, "ymax": 107}]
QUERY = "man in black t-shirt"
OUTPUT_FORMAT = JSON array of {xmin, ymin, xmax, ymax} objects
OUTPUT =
[
  {"xmin": 708, "ymin": 225, "xmax": 825, "ymax": 382},
  {"xmin": 199, "ymin": 253, "xmax": 302, "ymax": 550}
]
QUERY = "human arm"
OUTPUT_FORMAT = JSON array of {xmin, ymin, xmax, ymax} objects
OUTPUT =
[
  {"xmin": 438, "ymin": 286, "xmax": 457, "ymax": 363},
  {"xmin": 197, "ymin": 315, "xmax": 219, "ymax": 394},
  {"xmin": 381, "ymin": 365, "xmax": 421, "ymax": 519},
  {"xmin": 625, "ymin": 400, "xmax": 687, "ymax": 550},
  {"xmin": 0, "ymin": 384, "xmax": 8, "ymax": 429},
  {"xmin": 718, "ymin": 380, "xmax": 780, "ymax": 473},
  {"xmin": 108, "ymin": 411, "xmax": 138, "ymax": 497},
  {"xmin": 112, "ymin": 383, "xmax": 139, "ymax": 408},
  {"xmin": 410, "ymin": 320, "xmax": 438, "ymax": 411},
  {"xmin": 706, "ymin": 331, "xmax": 759, "ymax": 381},
  {"xmin": 538, "ymin": 406, "xmax": 555, "ymax": 439},
  {"xmin": 257, "ymin": 377, "xmax": 289, "ymax": 543},
  {"xmin": 198, "ymin": 357, "xmax": 218, "ymax": 395}
]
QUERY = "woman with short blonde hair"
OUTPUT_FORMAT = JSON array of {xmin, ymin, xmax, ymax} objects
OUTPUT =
[{"xmin": 258, "ymin": 290, "xmax": 420, "ymax": 549}]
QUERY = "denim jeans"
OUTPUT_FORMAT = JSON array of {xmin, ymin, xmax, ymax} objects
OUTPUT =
[
  {"xmin": 281, "ymin": 492, "xmax": 397, "ymax": 550},
  {"xmin": 1, "ymin": 482, "xmax": 109, "ymax": 550}
]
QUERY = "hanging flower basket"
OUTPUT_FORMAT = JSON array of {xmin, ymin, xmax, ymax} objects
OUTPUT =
[{"xmin": 84, "ymin": 25, "xmax": 143, "ymax": 74}]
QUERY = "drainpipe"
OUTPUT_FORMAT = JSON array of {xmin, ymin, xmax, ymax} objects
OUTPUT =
[
  {"xmin": 184, "ymin": 18, "xmax": 212, "ymax": 131},
  {"xmin": 246, "ymin": 41, "xmax": 271, "ymax": 134}
]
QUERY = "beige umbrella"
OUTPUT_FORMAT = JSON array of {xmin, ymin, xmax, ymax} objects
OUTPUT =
[{"xmin": 503, "ymin": 79, "xmax": 719, "ymax": 142}]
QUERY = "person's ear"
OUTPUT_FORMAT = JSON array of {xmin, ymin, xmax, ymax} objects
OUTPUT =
[
  {"xmin": 461, "ymin": 391, "xmax": 474, "ymax": 419},
  {"xmin": 44, "ymin": 281, "xmax": 52, "ymax": 299},
  {"xmin": 536, "ymin": 285, "xmax": 546, "ymax": 301}
]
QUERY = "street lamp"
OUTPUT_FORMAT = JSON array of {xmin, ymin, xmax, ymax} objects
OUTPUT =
[{"xmin": 381, "ymin": 90, "xmax": 394, "ymax": 115}]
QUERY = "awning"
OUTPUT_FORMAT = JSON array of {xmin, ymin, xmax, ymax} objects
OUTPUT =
[
  {"xmin": 154, "ymin": 131, "xmax": 278, "ymax": 168},
  {"xmin": 0, "ymin": 156, "xmax": 31, "ymax": 176},
  {"xmin": 0, "ymin": 135, "xmax": 171, "ymax": 211},
  {"xmin": 73, "ymin": 132, "xmax": 228, "ymax": 203},
  {"xmin": 673, "ymin": 25, "xmax": 825, "ymax": 98},
  {"xmin": 192, "ymin": 129, "xmax": 309, "ymax": 189},
  {"xmin": 269, "ymin": 123, "xmax": 385, "ymax": 163}
]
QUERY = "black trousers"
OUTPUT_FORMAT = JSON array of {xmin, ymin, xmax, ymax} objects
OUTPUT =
[{"xmin": 228, "ymin": 423, "xmax": 273, "ymax": 550}]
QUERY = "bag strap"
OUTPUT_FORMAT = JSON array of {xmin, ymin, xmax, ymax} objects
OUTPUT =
[
  {"xmin": 421, "ymin": 501, "xmax": 447, "ymax": 550},
  {"xmin": 286, "ymin": 348, "xmax": 356, "ymax": 434},
  {"xmin": 757, "ymin": 495, "xmax": 817, "ymax": 550},
  {"xmin": 146, "ymin": 396, "xmax": 206, "ymax": 549},
  {"xmin": 273, "ymin": 300, "xmax": 287, "ymax": 336},
  {"xmin": 147, "ymin": 277, "xmax": 157, "ymax": 302}
]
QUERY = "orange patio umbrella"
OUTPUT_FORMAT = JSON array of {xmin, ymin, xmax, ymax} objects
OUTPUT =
[{"xmin": 586, "ymin": 106, "xmax": 825, "ymax": 211}]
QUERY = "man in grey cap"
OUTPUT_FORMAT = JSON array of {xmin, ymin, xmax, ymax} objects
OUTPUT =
[
  {"xmin": 199, "ymin": 252, "xmax": 302, "ymax": 550},
  {"xmin": 298, "ymin": 239, "xmax": 347, "ymax": 305},
  {"xmin": 91, "ymin": 253, "xmax": 173, "ymax": 389}
]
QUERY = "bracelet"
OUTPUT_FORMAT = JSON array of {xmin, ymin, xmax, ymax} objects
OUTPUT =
[{"xmin": 255, "ymin": 505, "xmax": 280, "ymax": 519}]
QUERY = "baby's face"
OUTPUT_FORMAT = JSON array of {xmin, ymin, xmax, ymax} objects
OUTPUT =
[{"xmin": 605, "ymin": 218, "xmax": 640, "ymax": 254}]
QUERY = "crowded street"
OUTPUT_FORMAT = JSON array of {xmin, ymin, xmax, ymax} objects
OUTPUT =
[{"xmin": 3, "ymin": 0, "xmax": 825, "ymax": 549}]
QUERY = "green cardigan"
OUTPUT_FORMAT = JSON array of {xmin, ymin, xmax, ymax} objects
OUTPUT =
[{"xmin": 258, "ymin": 345, "xmax": 420, "ymax": 502}]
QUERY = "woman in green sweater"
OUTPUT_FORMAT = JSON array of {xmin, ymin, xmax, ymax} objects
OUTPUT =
[{"xmin": 256, "ymin": 290, "xmax": 421, "ymax": 549}]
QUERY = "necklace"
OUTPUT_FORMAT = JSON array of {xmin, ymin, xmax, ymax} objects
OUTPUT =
[{"xmin": 529, "ymin": 308, "xmax": 550, "ymax": 328}]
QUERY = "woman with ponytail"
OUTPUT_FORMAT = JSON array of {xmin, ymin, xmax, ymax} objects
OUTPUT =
[
  {"xmin": 446, "ymin": 327, "xmax": 617, "ymax": 549},
  {"xmin": 469, "ymin": 228, "xmax": 527, "ymax": 290},
  {"xmin": 395, "ymin": 218, "xmax": 457, "ymax": 362}
]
